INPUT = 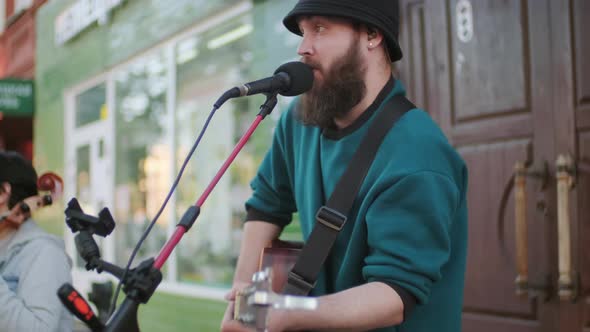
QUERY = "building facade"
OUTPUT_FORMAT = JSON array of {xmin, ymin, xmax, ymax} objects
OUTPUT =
[{"xmin": 0, "ymin": 0, "xmax": 46, "ymax": 159}]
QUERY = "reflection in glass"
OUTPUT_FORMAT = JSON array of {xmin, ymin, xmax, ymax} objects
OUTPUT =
[{"xmin": 114, "ymin": 50, "xmax": 171, "ymax": 269}]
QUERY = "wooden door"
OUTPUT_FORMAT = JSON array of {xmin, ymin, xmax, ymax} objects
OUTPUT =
[
  {"xmin": 396, "ymin": 0, "xmax": 590, "ymax": 331},
  {"xmin": 552, "ymin": 1, "xmax": 590, "ymax": 331}
]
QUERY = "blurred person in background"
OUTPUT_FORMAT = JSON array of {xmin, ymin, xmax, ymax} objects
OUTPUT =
[{"xmin": 0, "ymin": 151, "xmax": 73, "ymax": 332}]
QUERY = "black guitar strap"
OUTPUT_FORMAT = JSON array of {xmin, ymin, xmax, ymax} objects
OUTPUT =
[{"xmin": 282, "ymin": 93, "xmax": 417, "ymax": 296}]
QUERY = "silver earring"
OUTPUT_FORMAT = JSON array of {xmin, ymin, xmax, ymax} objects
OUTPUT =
[{"xmin": 369, "ymin": 42, "xmax": 373, "ymax": 48}]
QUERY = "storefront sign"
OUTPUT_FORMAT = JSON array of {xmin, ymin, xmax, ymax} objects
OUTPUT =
[
  {"xmin": 0, "ymin": 79, "xmax": 34, "ymax": 116},
  {"xmin": 55, "ymin": 0, "xmax": 124, "ymax": 45}
]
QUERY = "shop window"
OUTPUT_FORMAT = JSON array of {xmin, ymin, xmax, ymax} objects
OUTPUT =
[
  {"xmin": 174, "ymin": 14, "xmax": 259, "ymax": 287},
  {"xmin": 113, "ymin": 49, "xmax": 171, "ymax": 269},
  {"xmin": 75, "ymin": 83, "xmax": 106, "ymax": 127}
]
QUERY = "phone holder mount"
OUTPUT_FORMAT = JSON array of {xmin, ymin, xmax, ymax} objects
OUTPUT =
[{"xmin": 58, "ymin": 198, "xmax": 162, "ymax": 332}]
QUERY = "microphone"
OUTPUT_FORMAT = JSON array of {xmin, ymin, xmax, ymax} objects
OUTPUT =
[{"xmin": 214, "ymin": 61, "xmax": 314, "ymax": 108}]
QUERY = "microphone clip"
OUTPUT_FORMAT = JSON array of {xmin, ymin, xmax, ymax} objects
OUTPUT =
[{"xmin": 258, "ymin": 92, "xmax": 279, "ymax": 118}]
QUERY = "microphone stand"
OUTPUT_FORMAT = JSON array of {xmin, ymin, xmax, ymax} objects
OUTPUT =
[{"xmin": 59, "ymin": 93, "xmax": 279, "ymax": 332}]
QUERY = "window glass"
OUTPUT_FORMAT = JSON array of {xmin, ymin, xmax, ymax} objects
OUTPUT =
[
  {"xmin": 113, "ymin": 50, "xmax": 171, "ymax": 268},
  {"xmin": 75, "ymin": 84, "xmax": 106, "ymax": 127},
  {"xmin": 174, "ymin": 15, "xmax": 259, "ymax": 286}
]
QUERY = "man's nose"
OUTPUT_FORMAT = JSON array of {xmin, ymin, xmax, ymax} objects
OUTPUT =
[{"xmin": 297, "ymin": 36, "xmax": 313, "ymax": 57}]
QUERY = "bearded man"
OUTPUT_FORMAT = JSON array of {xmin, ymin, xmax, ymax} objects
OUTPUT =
[{"xmin": 222, "ymin": 1, "xmax": 468, "ymax": 331}]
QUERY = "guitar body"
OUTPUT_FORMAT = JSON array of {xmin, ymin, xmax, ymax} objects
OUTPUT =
[
  {"xmin": 234, "ymin": 240, "xmax": 302, "ymax": 329},
  {"xmin": 258, "ymin": 240, "xmax": 302, "ymax": 293}
]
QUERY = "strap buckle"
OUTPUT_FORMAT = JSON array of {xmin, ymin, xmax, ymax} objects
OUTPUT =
[
  {"xmin": 287, "ymin": 271, "xmax": 316, "ymax": 294},
  {"xmin": 315, "ymin": 206, "xmax": 347, "ymax": 231}
]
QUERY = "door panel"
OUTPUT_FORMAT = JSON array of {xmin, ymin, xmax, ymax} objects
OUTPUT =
[
  {"xmin": 550, "ymin": 0, "xmax": 589, "ymax": 330},
  {"xmin": 577, "ymin": 3, "xmax": 590, "ymax": 314},
  {"xmin": 573, "ymin": 0, "xmax": 590, "ymax": 129},
  {"xmin": 440, "ymin": 0, "xmax": 553, "ymax": 330},
  {"xmin": 450, "ymin": 0, "xmax": 529, "ymax": 120},
  {"xmin": 399, "ymin": 1, "xmax": 428, "ymax": 111},
  {"xmin": 573, "ymin": 0, "xmax": 590, "ymax": 109},
  {"xmin": 399, "ymin": 0, "xmax": 558, "ymax": 331},
  {"xmin": 574, "ymin": 0, "xmax": 590, "ymax": 129},
  {"xmin": 459, "ymin": 140, "xmax": 535, "ymax": 316},
  {"xmin": 579, "ymin": 131, "xmax": 590, "ymax": 331},
  {"xmin": 452, "ymin": 113, "xmax": 532, "ymax": 146}
]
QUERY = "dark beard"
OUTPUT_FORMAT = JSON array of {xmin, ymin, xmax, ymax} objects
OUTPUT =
[{"xmin": 297, "ymin": 43, "xmax": 367, "ymax": 129}]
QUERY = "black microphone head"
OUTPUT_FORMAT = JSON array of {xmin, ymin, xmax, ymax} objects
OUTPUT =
[{"xmin": 274, "ymin": 61, "xmax": 314, "ymax": 97}]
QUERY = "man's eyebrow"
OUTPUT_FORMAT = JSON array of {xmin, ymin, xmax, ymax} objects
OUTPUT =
[
  {"xmin": 297, "ymin": 15, "xmax": 325, "ymax": 29},
  {"xmin": 296, "ymin": 15, "xmax": 312, "ymax": 30}
]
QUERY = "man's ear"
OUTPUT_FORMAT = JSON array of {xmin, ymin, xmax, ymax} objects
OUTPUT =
[{"xmin": 366, "ymin": 27, "xmax": 385, "ymax": 49}]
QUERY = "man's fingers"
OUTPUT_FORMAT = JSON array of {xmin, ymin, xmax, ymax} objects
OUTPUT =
[
  {"xmin": 225, "ymin": 281, "xmax": 251, "ymax": 301},
  {"xmin": 222, "ymin": 301, "xmax": 235, "ymax": 321},
  {"xmin": 225, "ymin": 288, "xmax": 238, "ymax": 301},
  {"xmin": 222, "ymin": 282, "xmax": 254, "ymax": 331},
  {"xmin": 221, "ymin": 301, "xmax": 254, "ymax": 332}
]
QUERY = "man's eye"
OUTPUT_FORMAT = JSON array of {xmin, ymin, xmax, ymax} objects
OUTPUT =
[{"xmin": 315, "ymin": 25, "xmax": 325, "ymax": 33}]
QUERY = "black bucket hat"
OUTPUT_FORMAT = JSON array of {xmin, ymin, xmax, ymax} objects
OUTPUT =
[
  {"xmin": 283, "ymin": 0, "xmax": 403, "ymax": 62},
  {"xmin": 0, "ymin": 151, "xmax": 38, "ymax": 197}
]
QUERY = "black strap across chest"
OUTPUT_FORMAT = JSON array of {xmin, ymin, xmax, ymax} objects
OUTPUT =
[{"xmin": 283, "ymin": 93, "xmax": 417, "ymax": 296}]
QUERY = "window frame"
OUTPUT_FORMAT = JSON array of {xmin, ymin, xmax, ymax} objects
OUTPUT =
[{"xmin": 0, "ymin": 0, "xmax": 6, "ymax": 34}]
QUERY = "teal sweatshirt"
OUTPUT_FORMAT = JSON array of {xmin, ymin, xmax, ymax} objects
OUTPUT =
[{"xmin": 246, "ymin": 78, "xmax": 468, "ymax": 332}]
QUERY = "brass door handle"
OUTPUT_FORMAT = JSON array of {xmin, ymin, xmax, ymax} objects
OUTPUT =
[
  {"xmin": 556, "ymin": 154, "xmax": 577, "ymax": 301},
  {"xmin": 514, "ymin": 162, "xmax": 529, "ymax": 296},
  {"xmin": 498, "ymin": 160, "xmax": 549, "ymax": 298},
  {"xmin": 498, "ymin": 161, "xmax": 550, "ymax": 299}
]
